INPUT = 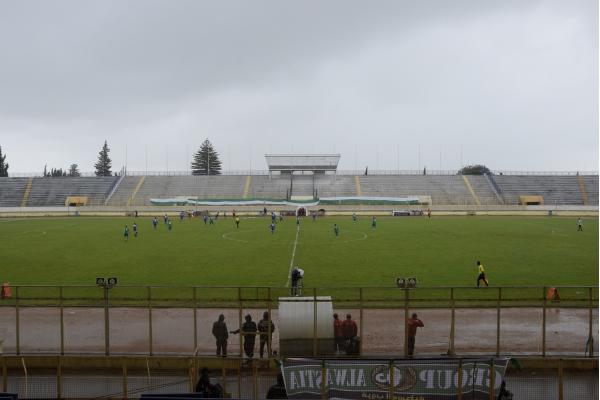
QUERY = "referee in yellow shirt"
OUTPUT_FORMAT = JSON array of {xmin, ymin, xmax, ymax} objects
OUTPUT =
[{"xmin": 476, "ymin": 261, "xmax": 489, "ymax": 287}]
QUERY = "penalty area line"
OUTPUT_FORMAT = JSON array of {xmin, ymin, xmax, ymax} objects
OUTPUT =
[{"xmin": 285, "ymin": 224, "xmax": 301, "ymax": 287}]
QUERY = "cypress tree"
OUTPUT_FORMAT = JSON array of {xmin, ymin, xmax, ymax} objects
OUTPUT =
[
  {"xmin": 191, "ymin": 139, "xmax": 222, "ymax": 175},
  {"xmin": 0, "ymin": 146, "xmax": 8, "ymax": 177},
  {"xmin": 94, "ymin": 141, "xmax": 112, "ymax": 176},
  {"xmin": 68, "ymin": 163, "xmax": 81, "ymax": 177}
]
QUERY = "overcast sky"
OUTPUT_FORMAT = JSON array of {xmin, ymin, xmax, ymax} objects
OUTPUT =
[{"xmin": 0, "ymin": 0, "xmax": 598, "ymax": 174}]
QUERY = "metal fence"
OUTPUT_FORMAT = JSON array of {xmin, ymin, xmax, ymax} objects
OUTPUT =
[
  {"xmin": 0, "ymin": 285, "xmax": 596, "ymax": 359},
  {"xmin": 0, "ymin": 356, "xmax": 597, "ymax": 399},
  {"xmin": 8, "ymin": 169, "xmax": 599, "ymax": 177}
]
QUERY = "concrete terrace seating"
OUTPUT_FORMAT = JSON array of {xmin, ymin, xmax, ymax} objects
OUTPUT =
[
  {"xmin": 315, "ymin": 175, "xmax": 356, "ymax": 198},
  {"xmin": 359, "ymin": 175, "xmax": 475, "ymax": 205},
  {"xmin": 467, "ymin": 175, "xmax": 501, "ymax": 205},
  {"xmin": 26, "ymin": 177, "xmax": 119, "ymax": 206},
  {"xmin": 247, "ymin": 175, "xmax": 290, "ymax": 199},
  {"xmin": 583, "ymin": 176, "xmax": 599, "ymax": 205},
  {"xmin": 290, "ymin": 175, "xmax": 315, "ymax": 198},
  {"xmin": 132, "ymin": 175, "xmax": 247, "ymax": 205},
  {"xmin": 0, "ymin": 177, "xmax": 29, "ymax": 207},
  {"xmin": 494, "ymin": 176, "xmax": 584, "ymax": 205}
]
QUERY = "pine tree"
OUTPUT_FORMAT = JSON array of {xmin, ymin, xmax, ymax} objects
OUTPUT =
[
  {"xmin": 191, "ymin": 139, "xmax": 222, "ymax": 175},
  {"xmin": 68, "ymin": 163, "xmax": 81, "ymax": 177},
  {"xmin": 94, "ymin": 141, "xmax": 112, "ymax": 176},
  {"xmin": 0, "ymin": 146, "xmax": 8, "ymax": 177}
]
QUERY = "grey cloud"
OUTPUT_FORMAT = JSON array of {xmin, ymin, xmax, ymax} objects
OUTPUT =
[{"xmin": 0, "ymin": 0, "xmax": 597, "ymax": 172}]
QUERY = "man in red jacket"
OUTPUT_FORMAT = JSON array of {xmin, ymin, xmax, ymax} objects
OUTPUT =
[
  {"xmin": 341, "ymin": 314, "xmax": 358, "ymax": 355},
  {"xmin": 407, "ymin": 313, "xmax": 424, "ymax": 357}
]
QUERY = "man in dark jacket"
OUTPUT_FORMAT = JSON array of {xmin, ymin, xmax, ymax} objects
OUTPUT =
[
  {"xmin": 333, "ymin": 313, "xmax": 344, "ymax": 354},
  {"xmin": 258, "ymin": 311, "xmax": 275, "ymax": 358},
  {"xmin": 231, "ymin": 314, "xmax": 257, "ymax": 359},
  {"xmin": 212, "ymin": 314, "xmax": 228, "ymax": 357}
]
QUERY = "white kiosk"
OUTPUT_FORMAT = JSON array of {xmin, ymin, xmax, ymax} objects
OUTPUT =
[{"xmin": 278, "ymin": 296, "xmax": 334, "ymax": 356}]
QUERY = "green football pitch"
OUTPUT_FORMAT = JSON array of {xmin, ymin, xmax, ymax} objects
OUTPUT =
[{"xmin": 0, "ymin": 215, "xmax": 597, "ymax": 289}]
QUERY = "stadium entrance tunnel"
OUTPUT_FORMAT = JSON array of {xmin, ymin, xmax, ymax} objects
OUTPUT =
[{"xmin": 296, "ymin": 207, "xmax": 307, "ymax": 216}]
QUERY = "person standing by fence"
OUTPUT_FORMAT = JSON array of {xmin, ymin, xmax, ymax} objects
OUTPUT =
[
  {"xmin": 341, "ymin": 314, "xmax": 358, "ymax": 355},
  {"xmin": 407, "ymin": 313, "xmax": 424, "ymax": 357},
  {"xmin": 212, "ymin": 314, "xmax": 228, "ymax": 357},
  {"xmin": 333, "ymin": 313, "xmax": 344, "ymax": 354},
  {"xmin": 231, "ymin": 314, "xmax": 257, "ymax": 360},
  {"xmin": 258, "ymin": 311, "xmax": 275, "ymax": 358}
]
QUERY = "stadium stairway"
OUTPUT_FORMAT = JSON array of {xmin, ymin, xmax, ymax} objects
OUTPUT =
[
  {"xmin": 106, "ymin": 176, "xmax": 141, "ymax": 206},
  {"xmin": 468, "ymin": 175, "xmax": 502, "ymax": 206},
  {"xmin": 461, "ymin": 175, "xmax": 481, "ymax": 205},
  {"xmin": 20, "ymin": 177, "xmax": 33, "ymax": 207},
  {"xmin": 583, "ymin": 175, "xmax": 599, "ymax": 205},
  {"xmin": 578, "ymin": 175, "xmax": 589, "ymax": 205}
]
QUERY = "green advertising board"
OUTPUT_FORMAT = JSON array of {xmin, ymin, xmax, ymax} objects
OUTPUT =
[{"xmin": 281, "ymin": 358, "xmax": 509, "ymax": 399}]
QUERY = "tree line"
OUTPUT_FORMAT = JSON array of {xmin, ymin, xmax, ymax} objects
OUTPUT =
[{"xmin": 0, "ymin": 139, "xmax": 223, "ymax": 177}]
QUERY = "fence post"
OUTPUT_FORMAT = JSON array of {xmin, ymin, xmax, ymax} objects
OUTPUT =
[
  {"xmin": 188, "ymin": 358, "xmax": 194, "ymax": 393},
  {"xmin": 16, "ymin": 286, "xmax": 20, "ymax": 355},
  {"xmin": 388, "ymin": 359, "xmax": 394, "ymax": 399},
  {"xmin": 558, "ymin": 358, "xmax": 564, "ymax": 400},
  {"xmin": 267, "ymin": 287, "xmax": 272, "ymax": 358},
  {"xmin": 2, "ymin": 357, "xmax": 6, "ymax": 392},
  {"xmin": 496, "ymin": 287, "xmax": 501, "ymax": 356},
  {"xmin": 488, "ymin": 358, "xmax": 495, "ymax": 400},
  {"xmin": 56, "ymin": 356, "xmax": 62, "ymax": 399},
  {"xmin": 456, "ymin": 358, "xmax": 462, "ymax": 400},
  {"xmin": 403, "ymin": 289, "xmax": 409, "ymax": 357},
  {"xmin": 313, "ymin": 288, "xmax": 318, "ymax": 357},
  {"xmin": 588, "ymin": 287, "xmax": 594, "ymax": 357},
  {"xmin": 542, "ymin": 287, "xmax": 546, "ymax": 357},
  {"xmin": 59, "ymin": 286, "xmax": 65, "ymax": 355},
  {"xmin": 321, "ymin": 360, "xmax": 327, "ymax": 399},
  {"xmin": 221, "ymin": 359, "xmax": 227, "ymax": 396},
  {"xmin": 253, "ymin": 363, "xmax": 258, "ymax": 400},
  {"xmin": 237, "ymin": 288, "xmax": 243, "ymax": 357},
  {"xmin": 122, "ymin": 359, "xmax": 128, "ymax": 400},
  {"xmin": 237, "ymin": 360, "xmax": 242, "ymax": 399},
  {"xmin": 359, "ymin": 288, "xmax": 364, "ymax": 356},
  {"xmin": 449, "ymin": 288, "xmax": 455, "ymax": 356},
  {"xmin": 193, "ymin": 287, "xmax": 198, "ymax": 351},
  {"xmin": 104, "ymin": 285, "xmax": 110, "ymax": 356},
  {"xmin": 148, "ymin": 287, "xmax": 153, "ymax": 356}
]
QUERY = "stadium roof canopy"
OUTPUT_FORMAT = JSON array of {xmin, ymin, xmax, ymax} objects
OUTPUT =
[{"xmin": 264, "ymin": 154, "xmax": 341, "ymax": 173}]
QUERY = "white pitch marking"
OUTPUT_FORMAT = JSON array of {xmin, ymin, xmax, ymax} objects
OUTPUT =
[
  {"xmin": 285, "ymin": 224, "xmax": 301, "ymax": 288},
  {"xmin": 221, "ymin": 231, "xmax": 250, "ymax": 243}
]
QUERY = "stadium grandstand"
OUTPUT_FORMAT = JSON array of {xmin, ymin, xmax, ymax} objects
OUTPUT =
[{"xmin": 1, "ymin": 156, "xmax": 598, "ymax": 209}]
